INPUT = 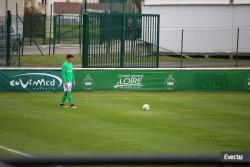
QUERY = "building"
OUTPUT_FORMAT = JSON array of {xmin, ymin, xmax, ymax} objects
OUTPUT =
[
  {"xmin": 0, "ymin": 0, "xmax": 25, "ymax": 17},
  {"xmin": 0, "ymin": 0, "xmax": 24, "ymax": 35},
  {"xmin": 53, "ymin": 0, "xmax": 139, "ymax": 15},
  {"xmin": 142, "ymin": 0, "xmax": 250, "ymax": 54}
]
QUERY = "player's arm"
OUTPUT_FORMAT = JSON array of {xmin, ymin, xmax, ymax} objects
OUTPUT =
[
  {"xmin": 61, "ymin": 64, "xmax": 67, "ymax": 87},
  {"xmin": 72, "ymin": 69, "xmax": 76, "ymax": 86}
]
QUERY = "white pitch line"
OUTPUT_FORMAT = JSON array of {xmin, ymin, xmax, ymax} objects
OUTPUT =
[
  {"xmin": 0, "ymin": 145, "xmax": 32, "ymax": 157},
  {"xmin": 0, "ymin": 145, "xmax": 64, "ymax": 167}
]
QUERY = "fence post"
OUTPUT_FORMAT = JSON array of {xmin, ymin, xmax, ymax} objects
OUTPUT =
[
  {"xmin": 43, "ymin": 15, "xmax": 46, "ymax": 45},
  {"xmin": 18, "ymin": 34, "xmax": 21, "ymax": 67},
  {"xmin": 29, "ymin": 14, "xmax": 32, "ymax": 46},
  {"xmin": 79, "ymin": 13, "xmax": 82, "ymax": 55},
  {"xmin": 6, "ymin": 10, "xmax": 12, "ymax": 66},
  {"xmin": 53, "ymin": 15, "xmax": 56, "ymax": 55},
  {"xmin": 21, "ymin": 31, "xmax": 24, "ymax": 55},
  {"xmin": 156, "ymin": 15, "xmax": 160, "ymax": 68},
  {"xmin": 16, "ymin": 6, "xmax": 24, "ymax": 56},
  {"xmin": 180, "ymin": 29, "xmax": 184, "ymax": 68},
  {"xmin": 79, "ymin": 14, "xmax": 81, "ymax": 48},
  {"xmin": 49, "ymin": 4, "xmax": 52, "ymax": 55},
  {"xmin": 82, "ymin": 0, "xmax": 89, "ymax": 68},
  {"xmin": 16, "ymin": 3, "xmax": 18, "ymax": 42},
  {"xmin": 82, "ymin": 13, "xmax": 89, "ymax": 68},
  {"xmin": 58, "ymin": 14, "xmax": 61, "ymax": 44},
  {"xmin": 16, "ymin": 3, "xmax": 20, "ymax": 67},
  {"xmin": 120, "ymin": 3, "xmax": 126, "ymax": 68},
  {"xmin": 84, "ymin": 0, "xmax": 87, "ymax": 13},
  {"xmin": 80, "ymin": 2, "xmax": 84, "ymax": 55},
  {"xmin": 236, "ymin": 28, "xmax": 239, "ymax": 68}
]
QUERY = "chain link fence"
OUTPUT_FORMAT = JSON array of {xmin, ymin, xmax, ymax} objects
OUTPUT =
[
  {"xmin": 0, "ymin": 15, "xmax": 6, "ymax": 66},
  {"xmin": 160, "ymin": 27, "xmax": 250, "ymax": 68},
  {"xmin": 0, "ymin": 11, "xmax": 21, "ymax": 67}
]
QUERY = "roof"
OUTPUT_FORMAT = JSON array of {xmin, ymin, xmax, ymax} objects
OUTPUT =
[
  {"xmin": 143, "ymin": 0, "xmax": 250, "ymax": 5},
  {"xmin": 54, "ymin": 2, "xmax": 101, "ymax": 14},
  {"xmin": 54, "ymin": 2, "xmax": 81, "ymax": 14}
]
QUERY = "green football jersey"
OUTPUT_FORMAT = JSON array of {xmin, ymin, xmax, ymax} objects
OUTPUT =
[{"xmin": 61, "ymin": 61, "xmax": 75, "ymax": 83}]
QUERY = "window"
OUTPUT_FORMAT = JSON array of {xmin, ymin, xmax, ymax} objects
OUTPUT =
[
  {"xmin": 0, "ymin": 25, "xmax": 4, "ymax": 34},
  {"xmin": 41, "ymin": 0, "xmax": 47, "ymax": 5}
]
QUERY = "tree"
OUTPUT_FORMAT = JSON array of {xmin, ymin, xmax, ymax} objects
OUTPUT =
[
  {"xmin": 135, "ymin": 0, "xmax": 141, "ymax": 13},
  {"xmin": 24, "ymin": 0, "xmax": 39, "ymax": 15}
]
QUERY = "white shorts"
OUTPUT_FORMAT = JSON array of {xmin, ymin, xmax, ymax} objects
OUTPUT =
[{"xmin": 64, "ymin": 82, "xmax": 72, "ymax": 92}]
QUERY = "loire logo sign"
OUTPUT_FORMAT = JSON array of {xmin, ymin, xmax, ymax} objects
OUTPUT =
[
  {"xmin": 10, "ymin": 73, "xmax": 62, "ymax": 91},
  {"xmin": 114, "ymin": 74, "xmax": 144, "ymax": 89},
  {"xmin": 246, "ymin": 75, "xmax": 250, "ymax": 90},
  {"xmin": 82, "ymin": 74, "xmax": 95, "ymax": 90},
  {"xmin": 164, "ymin": 74, "xmax": 177, "ymax": 91}
]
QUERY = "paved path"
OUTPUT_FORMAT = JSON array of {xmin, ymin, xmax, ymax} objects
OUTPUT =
[
  {"xmin": 23, "ymin": 45, "xmax": 81, "ymax": 55},
  {"xmin": 22, "ymin": 45, "xmax": 250, "ymax": 68},
  {"xmin": 160, "ymin": 61, "xmax": 250, "ymax": 68}
]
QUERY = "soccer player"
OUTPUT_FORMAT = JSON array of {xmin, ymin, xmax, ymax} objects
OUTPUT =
[{"xmin": 60, "ymin": 54, "xmax": 77, "ymax": 109}]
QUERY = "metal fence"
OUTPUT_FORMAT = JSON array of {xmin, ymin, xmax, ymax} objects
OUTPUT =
[
  {"xmin": 159, "ymin": 27, "xmax": 250, "ymax": 68},
  {"xmin": 82, "ymin": 13, "xmax": 160, "ymax": 68},
  {"xmin": 0, "ymin": 11, "xmax": 21, "ymax": 67},
  {"xmin": 54, "ymin": 14, "xmax": 81, "ymax": 45},
  {"xmin": 23, "ymin": 14, "xmax": 46, "ymax": 46},
  {"xmin": 1, "ymin": 1, "xmax": 250, "ymax": 68}
]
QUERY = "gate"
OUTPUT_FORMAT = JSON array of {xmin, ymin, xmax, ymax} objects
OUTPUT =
[
  {"xmin": 23, "ymin": 14, "xmax": 46, "ymax": 46},
  {"xmin": 82, "ymin": 13, "xmax": 160, "ymax": 68},
  {"xmin": 54, "ymin": 14, "xmax": 81, "ymax": 44}
]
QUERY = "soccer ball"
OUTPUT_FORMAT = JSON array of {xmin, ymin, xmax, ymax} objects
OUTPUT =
[{"xmin": 143, "ymin": 104, "xmax": 150, "ymax": 111}]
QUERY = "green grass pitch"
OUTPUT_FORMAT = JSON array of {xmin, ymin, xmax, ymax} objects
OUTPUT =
[{"xmin": 0, "ymin": 92, "xmax": 249, "ymax": 156}]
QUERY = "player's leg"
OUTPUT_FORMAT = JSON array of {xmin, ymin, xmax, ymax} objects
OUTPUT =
[
  {"xmin": 66, "ymin": 83, "xmax": 77, "ymax": 109},
  {"xmin": 60, "ymin": 92, "xmax": 68, "ymax": 107},
  {"xmin": 60, "ymin": 83, "xmax": 69, "ymax": 107}
]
